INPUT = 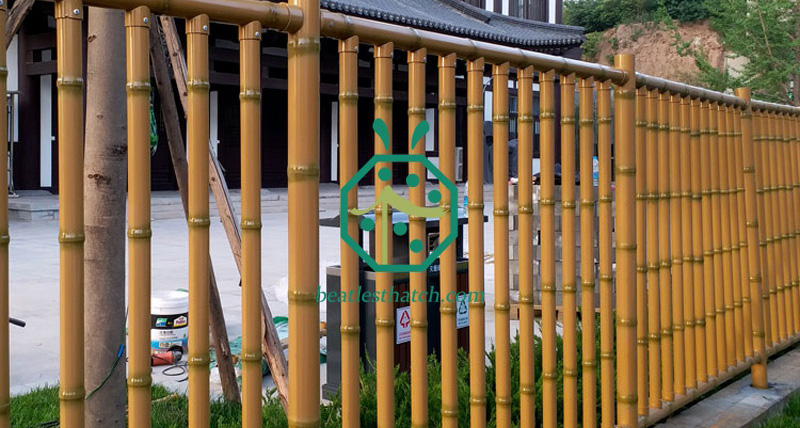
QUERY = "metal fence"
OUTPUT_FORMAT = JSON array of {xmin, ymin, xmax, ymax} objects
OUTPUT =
[{"xmin": 1, "ymin": 0, "xmax": 800, "ymax": 427}]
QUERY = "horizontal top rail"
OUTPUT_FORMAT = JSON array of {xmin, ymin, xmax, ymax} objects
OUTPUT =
[
  {"xmin": 751, "ymin": 99, "xmax": 800, "ymax": 115},
  {"xmin": 636, "ymin": 72, "xmax": 746, "ymax": 107},
  {"xmin": 319, "ymin": 10, "xmax": 629, "ymax": 83},
  {"xmin": 81, "ymin": 0, "xmax": 303, "ymax": 32}
]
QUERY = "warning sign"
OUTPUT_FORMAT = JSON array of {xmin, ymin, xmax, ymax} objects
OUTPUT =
[
  {"xmin": 456, "ymin": 294, "xmax": 469, "ymax": 329},
  {"xmin": 396, "ymin": 306, "xmax": 411, "ymax": 344}
]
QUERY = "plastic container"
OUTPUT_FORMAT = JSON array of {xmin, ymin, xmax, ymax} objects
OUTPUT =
[{"xmin": 150, "ymin": 291, "xmax": 189, "ymax": 354}]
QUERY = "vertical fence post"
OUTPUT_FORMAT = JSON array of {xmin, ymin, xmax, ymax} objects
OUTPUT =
[
  {"xmin": 754, "ymin": 110, "xmax": 776, "ymax": 349},
  {"xmin": 560, "ymin": 73, "xmax": 578, "ymax": 428},
  {"xmin": 613, "ymin": 54, "xmax": 638, "ymax": 428},
  {"xmin": 735, "ymin": 88, "xmax": 768, "ymax": 388},
  {"xmin": 186, "ymin": 14, "xmax": 211, "ymax": 428},
  {"xmin": 718, "ymin": 104, "xmax": 736, "ymax": 369},
  {"xmin": 287, "ymin": 0, "xmax": 320, "ymax": 426},
  {"xmin": 239, "ymin": 20, "xmax": 262, "ymax": 428},
  {"xmin": 578, "ymin": 77, "xmax": 596, "ymax": 428},
  {"xmin": 668, "ymin": 93, "xmax": 685, "ymax": 397},
  {"xmin": 690, "ymin": 98, "xmax": 708, "ymax": 383},
  {"xmin": 0, "ymin": 1, "xmax": 8, "ymax": 425},
  {"xmin": 466, "ymin": 57, "xmax": 487, "ymax": 428},
  {"xmin": 373, "ymin": 41, "xmax": 394, "ymax": 428},
  {"xmin": 635, "ymin": 87, "xmax": 648, "ymax": 418},
  {"xmin": 339, "ymin": 36, "xmax": 360, "ymax": 428},
  {"xmin": 790, "ymin": 114, "xmax": 800, "ymax": 335},
  {"xmin": 438, "ymin": 53, "xmax": 459, "ymax": 428},
  {"xmin": 126, "ymin": 7, "xmax": 153, "ymax": 427},
  {"xmin": 710, "ymin": 102, "xmax": 728, "ymax": 373},
  {"xmin": 767, "ymin": 113, "xmax": 787, "ymax": 344},
  {"xmin": 731, "ymin": 105, "xmax": 752, "ymax": 362},
  {"xmin": 597, "ymin": 80, "xmax": 615, "ymax": 428},
  {"xmin": 646, "ymin": 88, "xmax": 662, "ymax": 411},
  {"xmin": 778, "ymin": 114, "xmax": 798, "ymax": 338},
  {"xmin": 492, "ymin": 62, "xmax": 511, "ymax": 428},
  {"xmin": 679, "ymin": 95, "xmax": 696, "ymax": 390},
  {"xmin": 518, "ymin": 66, "xmax": 536, "ymax": 428},
  {"xmin": 657, "ymin": 92, "xmax": 673, "ymax": 402},
  {"xmin": 701, "ymin": 101, "xmax": 719, "ymax": 378},
  {"xmin": 540, "ymin": 69, "xmax": 558, "ymax": 428},
  {"xmin": 407, "ymin": 46, "xmax": 427, "ymax": 428},
  {"xmin": 55, "ymin": 1, "xmax": 86, "ymax": 426}
]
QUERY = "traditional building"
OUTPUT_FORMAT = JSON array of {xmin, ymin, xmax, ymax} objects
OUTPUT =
[{"xmin": 8, "ymin": 0, "xmax": 582, "ymax": 192}]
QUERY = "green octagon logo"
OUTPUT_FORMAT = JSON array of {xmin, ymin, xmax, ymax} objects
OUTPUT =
[{"xmin": 340, "ymin": 119, "xmax": 459, "ymax": 273}]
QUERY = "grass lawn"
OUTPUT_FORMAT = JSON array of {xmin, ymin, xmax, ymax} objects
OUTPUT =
[{"xmin": 759, "ymin": 393, "xmax": 800, "ymax": 428}]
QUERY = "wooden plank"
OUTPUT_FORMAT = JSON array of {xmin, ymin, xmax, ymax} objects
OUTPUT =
[
  {"xmin": 155, "ymin": 16, "xmax": 291, "ymax": 411},
  {"xmin": 6, "ymin": 0, "xmax": 36, "ymax": 49},
  {"xmin": 149, "ymin": 21, "xmax": 241, "ymax": 404}
]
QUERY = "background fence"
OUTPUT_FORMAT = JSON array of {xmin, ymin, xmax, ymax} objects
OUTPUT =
[{"xmin": 1, "ymin": 0, "xmax": 800, "ymax": 427}]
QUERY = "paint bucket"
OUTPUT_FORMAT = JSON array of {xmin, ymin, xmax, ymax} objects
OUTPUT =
[{"xmin": 151, "ymin": 291, "xmax": 189, "ymax": 354}]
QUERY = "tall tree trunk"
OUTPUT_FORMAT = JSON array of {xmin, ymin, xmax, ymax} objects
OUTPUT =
[{"xmin": 83, "ymin": 7, "xmax": 127, "ymax": 427}]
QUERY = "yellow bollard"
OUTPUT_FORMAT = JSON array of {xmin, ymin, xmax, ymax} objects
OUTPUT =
[
  {"xmin": 578, "ymin": 77, "xmax": 596, "ymax": 428},
  {"xmin": 287, "ymin": 0, "xmax": 321, "ymax": 424},
  {"xmin": 466, "ymin": 58, "xmax": 487, "ymax": 428},
  {"xmin": 679, "ymin": 96, "xmax": 697, "ymax": 389},
  {"xmin": 701, "ymin": 101, "xmax": 719, "ymax": 378},
  {"xmin": 339, "ymin": 36, "xmax": 360, "ymax": 428},
  {"xmin": 439, "ymin": 53, "xmax": 458, "ymax": 428},
  {"xmin": 492, "ymin": 62, "xmax": 511, "ymax": 428},
  {"xmin": 126, "ymin": 7, "xmax": 153, "ymax": 427},
  {"xmin": 540, "ymin": 70, "xmax": 558, "ymax": 428},
  {"xmin": 56, "ymin": 1, "xmax": 86, "ymax": 426},
  {"xmin": 597, "ymin": 80, "xmax": 615, "ymax": 428},
  {"xmin": 239, "ymin": 20, "xmax": 262, "ymax": 428},
  {"xmin": 407, "ymin": 47, "xmax": 427, "ymax": 428},
  {"xmin": 690, "ymin": 98, "xmax": 708, "ymax": 383},
  {"xmin": 614, "ymin": 54, "xmax": 639, "ymax": 428},
  {"xmin": 634, "ymin": 87, "xmax": 648, "ymax": 417},
  {"xmin": 668, "ymin": 94, "xmax": 685, "ymax": 396},
  {"xmin": 560, "ymin": 73, "xmax": 578, "ymax": 428},
  {"xmin": 646, "ymin": 89, "xmax": 662, "ymax": 410},
  {"xmin": 657, "ymin": 92, "xmax": 674, "ymax": 402},
  {"xmin": 519, "ymin": 66, "xmax": 536, "ymax": 428},
  {"xmin": 187, "ymin": 14, "xmax": 211, "ymax": 428},
  {"xmin": 735, "ymin": 87, "xmax": 768, "ymax": 388},
  {"xmin": 373, "ymin": 42, "xmax": 394, "ymax": 428}
]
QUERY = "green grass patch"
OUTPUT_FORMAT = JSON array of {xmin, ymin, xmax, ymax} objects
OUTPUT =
[{"xmin": 759, "ymin": 394, "xmax": 800, "ymax": 428}]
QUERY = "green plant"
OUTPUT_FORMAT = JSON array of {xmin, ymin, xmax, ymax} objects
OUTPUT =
[
  {"xmin": 582, "ymin": 32, "xmax": 604, "ymax": 61},
  {"xmin": 630, "ymin": 27, "xmax": 644, "ymax": 42}
]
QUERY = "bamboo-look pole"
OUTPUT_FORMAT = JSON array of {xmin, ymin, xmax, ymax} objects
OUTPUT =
[
  {"xmin": 657, "ymin": 92, "xmax": 674, "ymax": 402},
  {"xmin": 373, "ymin": 42, "xmax": 394, "ymax": 428},
  {"xmin": 614, "ymin": 54, "xmax": 639, "ymax": 428},
  {"xmin": 789, "ymin": 114, "xmax": 800, "ymax": 335},
  {"xmin": 407, "ymin": 47, "xmax": 427, "ymax": 428},
  {"xmin": 766, "ymin": 113, "xmax": 787, "ymax": 343},
  {"xmin": 679, "ymin": 96, "xmax": 697, "ymax": 390},
  {"xmin": 754, "ymin": 110, "xmax": 776, "ymax": 348},
  {"xmin": 668, "ymin": 94, "xmax": 685, "ymax": 396},
  {"xmin": 561, "ymin": 73, "xmax": 578, "ymax": 428},
  {"xmin": 439, "ymin": 53, "xmax": 459, "ymax": 428},
  {"xmin": 597, "ymin": 81, "xmax": 615, "ymax": 428},
  {"xmin": 239, "ymin": 20, "xmax": 262, "ymax": 428},
  {"xmin": 578, "ymin": 77, "xmax": 596, "ymax": 428},
  {"xmin": 540, "ymin": 70, "xmax": 558, "ymax": 428},
  {"xmin": 466, "ymin": 58, "xmax": 487, "ymax": 428},
  {"xmin": 777, "ymin": 114, "xmax": 797, "ymax": 338},
  {"xmin": 634, "ymin": 87, "xmax": 648, "ymax": 418},
  {"xmin": 186, "ymin": 15, "xmax": 211, "ymax": 428},
  {"xmin": 717, "ymin": 104, "xmax": 736, "ymax": 368},
  {"xmin": 287, "ymin": 0, "xmax": 320, "ymax": 424},
  {"xmin": 731, "ymin": 106, "xmax": 753, "ymax": 361},
  {"xmin": 709, "ymin": 102, "xmax": 729, "ymax": 372},
  {"xmin": 126, "ymin": 7, "xmax": 153, "ymax": 427},
  {"xmin": 0, "ymin": 2, "xmax": 8, "ymax": 426},
  {"xmin": 700, "ymin": 101, "xmax": 719, "ymax": 378},
  {"xmin": 726, "ymin": 106, "xmax": 746, "ymax": 363},
  {"xmin": 518, "ymin": 66, "xmax": 536, "ymax": 428},
  {"xmin": 645, "ymin": 89, "xmax": 662, "ymax": 410},
  {"xmin": 735, "ymin": 87, "xmax": 768, "ymax": 388},
  {"xmin": 492, "ymin": 62, "xmax": 511, "ymax": 428},
  {"xmin": 339, "ymin": 36, "xmax": 360, "ymax": 428},
  {"xmin": 55, "ymin": 1, "xmax": 85, "ymax": 425},
  {"xmin": 690, "ymin": 99, "xmax": 708, "ymax": 383}
]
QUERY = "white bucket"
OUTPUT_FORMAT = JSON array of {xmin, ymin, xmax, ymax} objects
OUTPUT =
[{"xmin": 150, "ymin": 291, "xmax": 189, "ymax": 354}]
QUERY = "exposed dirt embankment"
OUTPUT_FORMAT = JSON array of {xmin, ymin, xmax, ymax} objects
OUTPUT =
[{"xmin": 586, "ymin": 20, "xmax": 725, "ymax": 85}]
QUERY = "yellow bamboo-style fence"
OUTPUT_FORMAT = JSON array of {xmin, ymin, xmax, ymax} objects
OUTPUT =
[{"xmin": 1, "ymin": 1, "xmax": 800, "ymax": 428}]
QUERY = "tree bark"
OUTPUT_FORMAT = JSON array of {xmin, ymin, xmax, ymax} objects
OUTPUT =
[{"xmin": 83, "ymin": 7, "xmax": 127, "ymax": 428}]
